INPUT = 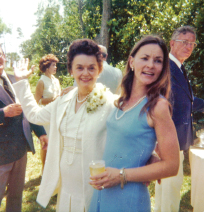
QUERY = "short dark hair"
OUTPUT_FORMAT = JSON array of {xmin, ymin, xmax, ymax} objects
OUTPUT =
[
  {"xmin": 39, "ymin": 54, "xmax": 59, "ymax": 73},
  {"xmin": 67, "ymin": 39, "xmax": 103, "ymax": 74},
  {"xmin": 171, "ymin": 26, "xmax": 196, "ymax": 40}
]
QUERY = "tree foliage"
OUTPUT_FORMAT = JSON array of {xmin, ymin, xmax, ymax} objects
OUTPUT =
[
  {"xmin": 0, "ymin": 18, "xmax": 11, "ymax": 38},
  {"xmin": 20, "ymin": 0, "xmax": 85, "ymax": 75},
  {"xmin": 6, "ymin": 52, "xmax": 20, "ymax": 67},
  {"xmin": 19, "ymin": 0, "xmax": 204, "ymax": 103}
]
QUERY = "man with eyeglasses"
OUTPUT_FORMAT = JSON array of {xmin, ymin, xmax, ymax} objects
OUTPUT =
[
  {"xmin": 154, "ymin": 26, "xmax": 204, "ymax": 212},
  {"xmin": 0, "ymin": 46, "xmax": 48, "ymax": 212}
]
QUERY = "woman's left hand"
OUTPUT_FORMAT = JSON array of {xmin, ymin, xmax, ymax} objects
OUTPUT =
[{"xmin": 89, "ymin": 167, "xmax": 121, "ymax": 190}]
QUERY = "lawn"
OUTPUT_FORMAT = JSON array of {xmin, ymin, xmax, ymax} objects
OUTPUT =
[{"xmin": 0, "ymin": 136, "xmax": 193, "ymax": 212}]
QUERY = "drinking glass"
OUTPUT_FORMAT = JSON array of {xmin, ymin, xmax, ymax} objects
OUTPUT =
[{"xmin": 89, "ymin": 160, "xmax": 105, "ymax": 176}]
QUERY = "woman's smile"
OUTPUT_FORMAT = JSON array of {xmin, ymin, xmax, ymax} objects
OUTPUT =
[
  {"xmin": 71, "ymin": 54, "xmax": 101, "ymax": 94},
  {"xmin": 141, "ymin": 71, "xmax": 154, "ymax": 76}
]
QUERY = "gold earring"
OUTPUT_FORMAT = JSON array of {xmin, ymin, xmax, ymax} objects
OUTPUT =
[{"xmin": 131, "ymin": 67, "xmax": 134, "ymax": 71}]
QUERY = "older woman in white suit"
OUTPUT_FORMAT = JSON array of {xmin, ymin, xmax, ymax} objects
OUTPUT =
[{"xmin": 13, "ymin": 39, "xmax": 115, "ymax": 212}]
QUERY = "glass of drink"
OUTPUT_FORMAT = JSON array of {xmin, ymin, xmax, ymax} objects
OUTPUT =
[{"xmin": 89, "ymin": 160, "xmax": 105, "ymax": 176}]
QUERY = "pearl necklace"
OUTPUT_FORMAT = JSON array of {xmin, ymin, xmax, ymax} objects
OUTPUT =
[
  {"xmin": 115, "ymin": 95, "xmax": 146, "ymax": 120},
  {"xmin": 77, "ymin": 92, "xmax": 90, "ymax": 103},
  {"xmin": 64, "ymin": 94, "xmax": 86, "ymax": 165}
]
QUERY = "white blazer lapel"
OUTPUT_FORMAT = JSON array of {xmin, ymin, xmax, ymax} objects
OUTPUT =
[{"xmin": 56, "ymin": 88, "xmax": 78, "ymax": 130}]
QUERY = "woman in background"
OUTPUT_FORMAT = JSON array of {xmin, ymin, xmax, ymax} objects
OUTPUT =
[{"xmin": 35, "ymin": 54, "xmax": 61, "ymax": 171}]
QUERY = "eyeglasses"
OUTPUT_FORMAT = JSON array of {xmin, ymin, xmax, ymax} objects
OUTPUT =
[{"xmin": 174, "ymin": 40, "xmax": 197, "ymax": 48}]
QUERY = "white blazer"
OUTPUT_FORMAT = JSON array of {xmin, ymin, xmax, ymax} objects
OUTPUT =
[{"xmin": 13, "ymin": 80, "xmax": 116, "ymax": 210}]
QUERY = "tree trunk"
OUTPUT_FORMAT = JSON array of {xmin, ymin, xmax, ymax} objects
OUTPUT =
[
  {"xmin": 78, "ymin": 0, "xmax": 86, "ymax": 37},
  {"xmin": 99, "ymin": 0, "xmax": 111, "ymax": 49}
]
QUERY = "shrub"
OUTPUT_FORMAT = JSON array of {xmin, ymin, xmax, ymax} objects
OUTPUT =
[{"xmin": 58, "ymin": 73, "xmax": 74, "ymax": 89}]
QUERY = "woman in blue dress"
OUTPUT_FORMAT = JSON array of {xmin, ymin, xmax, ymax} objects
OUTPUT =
[{"xmin": 89, "ymin": 35, "xmax": 180, "ymax": 212}]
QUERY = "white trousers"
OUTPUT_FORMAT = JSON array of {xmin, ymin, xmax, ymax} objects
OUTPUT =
[{"xmin": 154, "ymin": 151, "xmax": 184, "ymax": 212}]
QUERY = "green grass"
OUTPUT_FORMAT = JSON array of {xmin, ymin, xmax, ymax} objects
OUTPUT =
[{"xmin": 0, "ymin": 137, "xmax": 193, "ymax": 212}]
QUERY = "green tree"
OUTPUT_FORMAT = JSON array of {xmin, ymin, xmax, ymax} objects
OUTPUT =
[
  {"xmin": 0, "ymin": 17, "xmax": 12, "ymax": 53},
  {"xmin": 17, "ymin": 27, "xmax": 24, "ymax": 39},
  {"xmin": 21, "ymin": 2, "xmax": 66, "ymax": 72},
  {"xmin": 21, "ymin": 0, "xmax": 85, "ymax": 75},
  {"xmin": 80, "ymin": 0, "xmax": 203, "ymax": 68},
  {"xmin": 0, "ymin": 17, "xmax": 11, "ymax": 38},
  {"xmin": 19, "ymin": 0, "xmax": 204, "ymax": 98},
  {"xmin": 6, "ymin": 52, "xmax": 20, "ymax": 67}
]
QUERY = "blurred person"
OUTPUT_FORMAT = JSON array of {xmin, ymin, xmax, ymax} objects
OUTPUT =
[
  {"xmin": 0, "ymin": 46, "xmax": 48, "ymax": 212},
  {"xmin": 35, "ymin": 54, "xmax": 61, "ymax": 171},
  {"xmin": 97, "ymin": 45, "xmax": 122, "ymax": 94}
]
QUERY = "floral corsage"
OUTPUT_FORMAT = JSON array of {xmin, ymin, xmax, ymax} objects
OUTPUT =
[{"xmin": 86, "ymin": 84, "xmax": 108, "ymax": 113}]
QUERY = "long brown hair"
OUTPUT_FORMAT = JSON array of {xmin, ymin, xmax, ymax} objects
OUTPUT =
[{"xmin": 115, "ymin": 35, "xmax": 171, "ymax": 117}]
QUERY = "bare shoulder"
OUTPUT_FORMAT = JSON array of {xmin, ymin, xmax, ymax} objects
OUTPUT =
[
  {"xmin": 35, "ymin": 80, "xmax": 44, "ymax": 95},
  {"xmin": 36, "ymin": 79, "xmax": 44, "ymax": 88},
  {"xmin": 147, "ymin": 98, "xmax": 170, "ymax": 127},
  {"xmin": 37, "ymin": 79, "xmax": 44, "ymax": 85},
  {"xmin": 153, "ymin": 98, "xmax": 171, "ymax": 120}
]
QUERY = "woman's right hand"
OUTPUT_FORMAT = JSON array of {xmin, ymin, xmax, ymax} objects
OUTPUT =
[
  {"xmin": 14, "ymin": 58, "xmax": 35, "ymax": 81},
  {"xmin": 60, "ymin": 86, "xmax": 75, "ymax": 96}
]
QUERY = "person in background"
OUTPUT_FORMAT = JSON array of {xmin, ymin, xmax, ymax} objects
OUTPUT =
[
  {"xmin": 0, "ymin": 46, "xmax": 48, "ymax": 212},
  {"xmin": 13, "ymin": 39, "xmax": 116, "ymax": 212},
  {"xmin": 35, "ymin": 54, "xmax": 61, "ymax": 171},
  {"xmin": 97, "ymin": 45, "xmax": 123, "ymax": 94},
  {"xmin": 88, "ymin": 35, "xmax": 180, "ymax": 212},
  {"xmin": 154, "ymin": 26, "xmax": 204, "ymax": 212}
]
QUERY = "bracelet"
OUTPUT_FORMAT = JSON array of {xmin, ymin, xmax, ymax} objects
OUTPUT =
[{"xmin": 119, "ymin": 168, "xmax": 127, "ymax": 189}]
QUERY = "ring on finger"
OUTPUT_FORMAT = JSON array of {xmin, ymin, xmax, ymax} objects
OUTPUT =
[{"xmin": 101, "ymin": 185, "xmax": 105, "ymax": 190}]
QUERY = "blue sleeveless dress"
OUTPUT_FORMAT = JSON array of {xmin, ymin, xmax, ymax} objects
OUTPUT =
[{"xmin": 89, "ymin": 97, "xmax": 156, "ymax": 212}]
